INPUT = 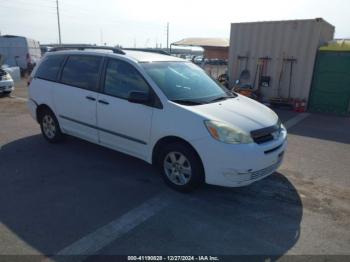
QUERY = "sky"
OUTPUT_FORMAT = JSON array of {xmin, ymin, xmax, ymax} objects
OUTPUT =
[{"xmin": 0, "ymin": 0, "xmax": 349, "ymax": 47}]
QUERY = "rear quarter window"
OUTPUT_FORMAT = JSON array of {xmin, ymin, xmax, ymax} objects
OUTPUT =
[{"xmin": 35, "ymin": 55, "xmax": 65, "ymax": 82}]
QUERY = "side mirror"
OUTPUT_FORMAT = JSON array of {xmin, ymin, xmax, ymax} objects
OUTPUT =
[
  {"xmin": 235, "ymin": 80, "xmax": 240, "ymax": 85},
  {"xmin": 241, "ymin": 83, "xmax": 253, "ymax": 89},
  {"xmin": 128, "ymin": 91, "xmax": 150, "ymax": 105}
]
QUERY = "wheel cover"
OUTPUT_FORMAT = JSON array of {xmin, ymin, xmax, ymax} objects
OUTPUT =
[
  {"xmin": 42, "ymin": 114, "xmax": 56, "ymax": 139},
  {"xmin": 163, "ymin": 151, "xmax": 192, "ymax": 186}
]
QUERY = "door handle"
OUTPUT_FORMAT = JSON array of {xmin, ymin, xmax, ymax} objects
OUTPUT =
[
  {"xmin": 86, "ymin": 96, "xmax": 96, "ymax": 101},
  {"xmin": 98, "ymin": 100, "xmax": 109, "ymax": 105}
]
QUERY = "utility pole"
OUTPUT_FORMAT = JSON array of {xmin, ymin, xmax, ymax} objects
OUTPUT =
[
  {"xmin": 100, "ymin": 29, "xmax": 103, "ymax": 46},
  {"xmin": 56, "ymin": 0, "xmax": 62, "ymax": 44},
  {"xmin": 166, "ymin": 22, "xmax": 169, "ymax": 52}
]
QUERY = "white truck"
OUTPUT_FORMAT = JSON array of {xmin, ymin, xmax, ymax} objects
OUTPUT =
[{"xmin": 0, "ymin": 35, "xmax": 41, "ymax": 75}]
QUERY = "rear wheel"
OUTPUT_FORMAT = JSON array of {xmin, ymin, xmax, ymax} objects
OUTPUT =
[
  {"xmin": 158, "ymin": 143, "xmax": 204, "ymax": 192},
  {"xmin": 39, "ymin": 109, "xmax": 63, "ymax": 143}
]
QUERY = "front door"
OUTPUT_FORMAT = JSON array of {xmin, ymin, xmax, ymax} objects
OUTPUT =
[{"xmin": 97, "ymin": 58, "xmax": 153, "ymax": 159}]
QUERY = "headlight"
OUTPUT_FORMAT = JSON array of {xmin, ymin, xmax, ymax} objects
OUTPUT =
[
  {"xmin": 281, "ymin": 123, "xmax": 286, "ymax": 131},
  {"xmin": 3, "ymin": 74, "xmax": 12, "ymax": 80},
  {"xmin": 204, "ymin": 120, "xmax": 254, "ymax": 144}
]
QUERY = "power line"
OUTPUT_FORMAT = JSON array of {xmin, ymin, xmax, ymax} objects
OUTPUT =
[
  {"xmin": 0, "ymin": 0, "xmax": 170, "ymax": 47},
  {"xmin": 0, "ymin": 4, "xmax": 56, "ymax": 14},
  {"xmin": 0, "ymin": 0, "xmax": 167, "ymax": 32},
  {"xmin": 0, "ymin": 0, "xmax": 63, "ymax": 44},
  {"xmin": 7, "ymin": 0, "xmax": 57, "ymax": 3},
  {"xmin": 0, "ymin": 0, "xmax": 56, "ymax": 9},
  {"xmin": 0, "ymin": 0, "xmax": 56, "ymax": 4}
]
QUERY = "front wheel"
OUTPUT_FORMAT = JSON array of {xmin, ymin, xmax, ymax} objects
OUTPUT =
[
  {"xmin": 158, "ymin": 143, "xmax": 204, "ymax": 192},
  {"xmin": 39, "ymin": 109, "xmax": 63, "ymax": 143}
]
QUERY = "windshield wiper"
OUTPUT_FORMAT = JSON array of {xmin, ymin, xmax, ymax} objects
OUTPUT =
[
  {"xmin": 208, "ymin": 96, "xmax": 231, "ymax": 103},
  {"xmin": 208, "ymin": 92, "xmax": 237, "ymax": 103},
  {"xmin": 171, "ymin": 99, "xmax": 203, "ymax": 105}
]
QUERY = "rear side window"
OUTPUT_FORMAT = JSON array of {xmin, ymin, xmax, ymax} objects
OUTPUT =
[
  {"xmin": 61, "ymin": 55, "xmax": 102, "ymax": 91},
  {"xmin": 103, "ymin": 59, "xmax": 149, "ymax": 99},
  {"xmin": 35, "ymin": 55, "xmax": 65, "ymax": 81}
]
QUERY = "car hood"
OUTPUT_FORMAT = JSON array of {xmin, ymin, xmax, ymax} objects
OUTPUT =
[{"xmin": 186, "ymin": 95, "xmax": 278, "ymax": 132}]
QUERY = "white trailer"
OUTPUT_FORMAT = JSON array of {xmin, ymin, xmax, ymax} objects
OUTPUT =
[{"xmin": 0, "ymin": 35, "xmax": 41, "ymax": 74}]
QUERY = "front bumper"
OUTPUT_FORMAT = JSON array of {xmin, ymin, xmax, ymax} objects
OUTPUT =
[
  {"xmin": 192, "ymin": 129, "xmax": 287, "ymax": 187},
  {"xmin": 0, "ymin": 79, "xmax": 14, "ymax": 93}
]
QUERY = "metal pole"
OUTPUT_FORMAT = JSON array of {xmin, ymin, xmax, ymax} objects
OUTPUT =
[
  {"xmin": 166, "ymin": 22, "xmax": 169, "ymax": 52},
  {"xmin": 56, "ymin": 0, "xmax": 62, "ymax": 44},
  {"xmin": 100, "ymin": 29, "xmax": 103, "ymax": 46}
]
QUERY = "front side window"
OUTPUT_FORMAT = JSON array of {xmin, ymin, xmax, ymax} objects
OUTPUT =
[
  {"xmin": 142, "ymin": 62, "xmax": 232, "ymax": 104},
  {"xmin": 35, "ymin": 55, "xmax": 65, "ymax": 81},
  {"xmin": 103, "ymin": 59, "xmax": 149, "ymax": 99},
  {"xmin": 61, "ymin": 55, "xmax": 102, "ymax": 91}
]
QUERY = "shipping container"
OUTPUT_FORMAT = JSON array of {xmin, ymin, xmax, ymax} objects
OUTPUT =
[{"xmin": 228, "ymin": 18, "xmax": 335, "ymax": 102}]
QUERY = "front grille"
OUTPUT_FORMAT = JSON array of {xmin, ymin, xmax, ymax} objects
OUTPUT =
[
  {"xmin": 264, "ymin": 143, "xmax": 283, "ymax": 154},
  {"xmin": 254, "ymin": 134, "xmax": 274, "ymax": 144},
  {"xmin": 237, "ymin": 153, "xmax": 284, "ymax": 182},
  {"xmin": 251, "ymin": 121, "xmax": 281, "ymax": 144},
  {"xmin": 250, "ymin": 158, "xmax": 282, "ymax": 180}
]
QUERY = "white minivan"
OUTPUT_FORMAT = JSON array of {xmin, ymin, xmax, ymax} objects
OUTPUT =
[{"xmin": 28, "ymin": 46, "xmax": 287, "ymax": 191}]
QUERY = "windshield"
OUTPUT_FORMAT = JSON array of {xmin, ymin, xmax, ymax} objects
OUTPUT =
[{"xmin": 142, "ymin": 62, "xmax": 234, "ymax": 105}]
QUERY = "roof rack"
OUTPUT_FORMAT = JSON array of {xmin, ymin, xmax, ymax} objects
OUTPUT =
[
  {"xmin": 49, "ymin": 45, "xmax": 125, "ymax": 55},
  {"xmin": 123, "ymin": 48, "xmax": 171, "ymax": 56}
]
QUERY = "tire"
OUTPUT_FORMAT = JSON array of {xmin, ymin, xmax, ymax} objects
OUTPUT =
[
  {"xmin": 39, "ymin": 109, "xmax": 63, "ymax": 143},
  {"xmin": 158, "ymin": 142, "xmax": 204, "ymax": 192}
]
